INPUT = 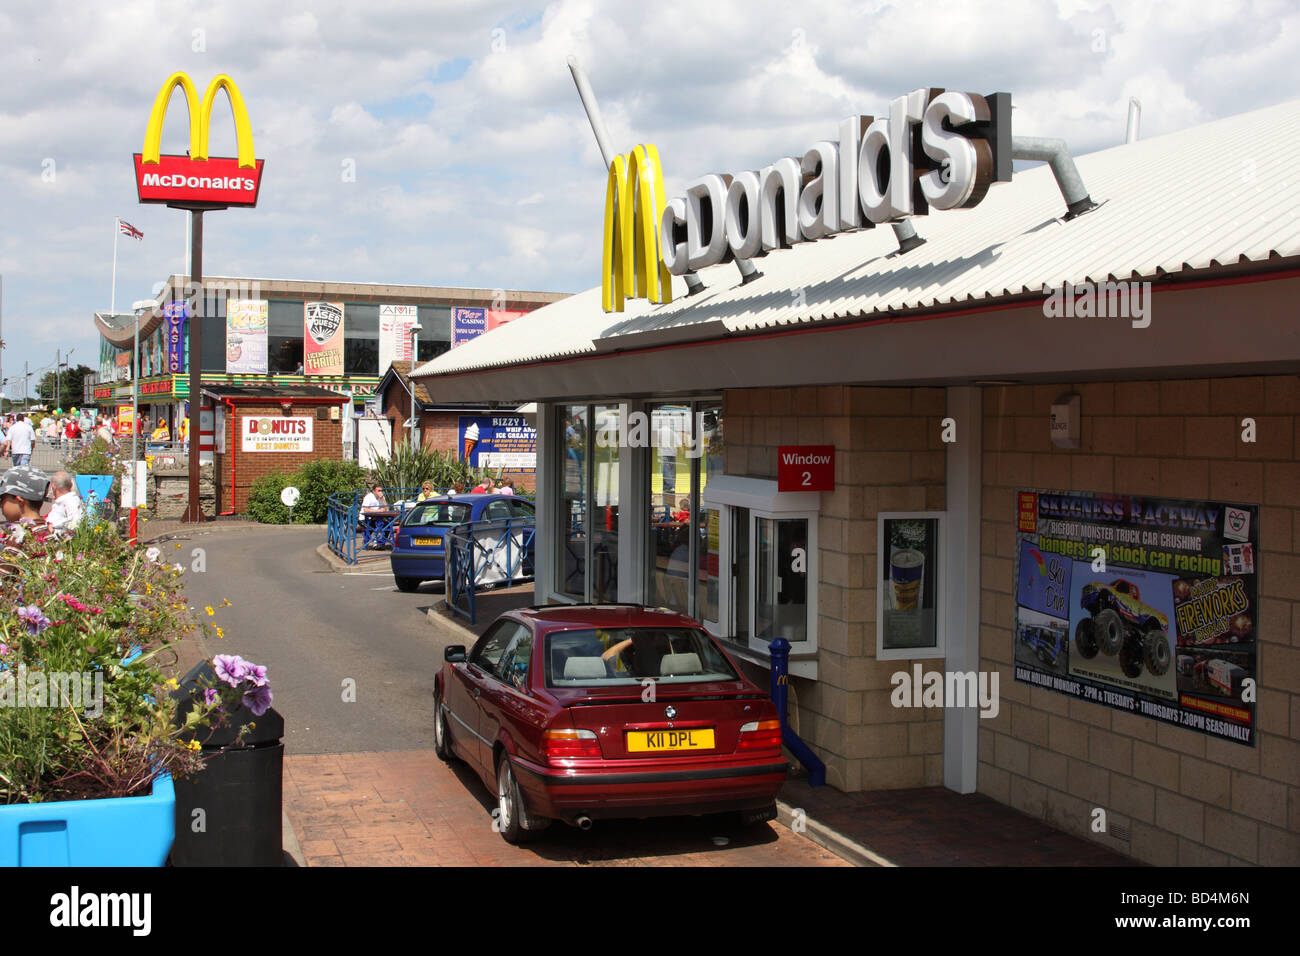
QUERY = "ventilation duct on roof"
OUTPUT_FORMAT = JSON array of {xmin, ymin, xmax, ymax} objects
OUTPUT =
[
  {"xmin": 1012, "ymin": 136, "xmax": 1098, "ymax": 220},
  {"xmin": 891, "ymin": 220, "xmax": 926, "ymax": 253},
  {"xmin": 1126, "ymin": 97, "xmax": 1142, "ymax": 144}
]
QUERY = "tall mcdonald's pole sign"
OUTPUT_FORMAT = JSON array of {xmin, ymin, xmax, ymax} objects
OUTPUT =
[{"xmin": 133, "ymin": 72, "xmax": 264, "ymax": 522}]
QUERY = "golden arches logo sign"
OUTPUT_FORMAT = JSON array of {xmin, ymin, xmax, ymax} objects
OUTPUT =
[
  {"xmin": 133, "ymin": 71, "xmax": 264, "ymax": 209},
  {"xmin": 602, "ymin": 144, "xmax": 673, "ymax": 313}
]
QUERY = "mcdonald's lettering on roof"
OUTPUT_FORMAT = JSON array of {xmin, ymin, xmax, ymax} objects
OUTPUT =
[{"xmin": 133, "ymin": 71, "xmax": 264, "ymax": 209}]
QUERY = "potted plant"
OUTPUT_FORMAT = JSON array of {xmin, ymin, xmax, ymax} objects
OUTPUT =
[{"xmin": 0, "ymin": 519, "xmax": 271, "ymax": 866}]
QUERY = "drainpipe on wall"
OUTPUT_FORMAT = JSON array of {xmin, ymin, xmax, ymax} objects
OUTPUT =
[
  {"xmin": 218, "ymin": 397, "xmax": 236, "ymax": 515},
  {"xmin": 769, "ymin": 638, "xmax": 826, "ymax": 786}
]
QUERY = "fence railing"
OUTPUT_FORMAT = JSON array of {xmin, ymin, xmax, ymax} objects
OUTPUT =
[
  {"xmin": 446, "ymin": 516, "xmax": 535, "ymax": 625},
  {"xmin": 325, "ymin": 487, "xmax": 425, "ymax": 566}
]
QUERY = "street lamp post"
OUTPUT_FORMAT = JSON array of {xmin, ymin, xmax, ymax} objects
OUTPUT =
[
  {"xmin": 128, "ymin": 299, "xmax": 153, "ymax": 544},
  {"xmin": 405, "ymin": 325, "xmax": 423, "ymax": 448}
]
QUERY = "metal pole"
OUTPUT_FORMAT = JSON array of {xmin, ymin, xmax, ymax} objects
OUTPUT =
[
  {"xmin": 111, "ymin": 219, "xmax": 119, "ymax": 315},
  {"xmin": 566, "ymin": 55, "xmax": 707, "ymax": 296},
  {"xmin": 130, "ymin": 310, "xmax": 139, "ymax": 544},
  {"xmin": 186, "ymin": 210, "xmax": 204, "ymax": 523},
  {"xmin": 56, "ymin": 348, "xmax": 60, "ymax": 412}
]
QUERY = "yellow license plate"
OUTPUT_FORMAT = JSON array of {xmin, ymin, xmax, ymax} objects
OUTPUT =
[
  {"xmin": 413, "ymin": 537, "xmax": 442, "ymax": 547},
  {"xmin": 626, "ymin": 729, "xmax": 715, "ymax": 752}
]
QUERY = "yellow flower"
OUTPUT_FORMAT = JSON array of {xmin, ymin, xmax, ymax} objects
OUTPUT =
[
  {"xmin": 164, "ymin": 678, "xmax": 179, "ymax": 690},
  {"xmin": 175, "ymin": 543, "xmax": 181, "ymax": 549},
  {"xmin": 205, "ymin": 606, "xmax": 215, "ymax": 616},
  {"xmin": 145, "ymin": 583, "xmax": 152, "ymax": 595},
  {"xmin": 216, "ymin": 626, "xmax": 225, "ymax": 639},
  {"xmin": 221, "ymin": 599, "xmax": 232, "ymax": 607},
  {"xmin": 187, "ymin": 739, "xmax": 202, "ymax": 751}
]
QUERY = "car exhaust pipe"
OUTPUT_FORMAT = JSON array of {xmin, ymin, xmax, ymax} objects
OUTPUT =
[{"xmin": 575, "ymin": 815, "xmax": 593, "ymax": 831}]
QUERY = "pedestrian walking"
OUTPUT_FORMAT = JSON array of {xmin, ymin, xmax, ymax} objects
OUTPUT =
[{"xmin": 8, "ymin": 414, "xmax": 36, "ymax": 467}]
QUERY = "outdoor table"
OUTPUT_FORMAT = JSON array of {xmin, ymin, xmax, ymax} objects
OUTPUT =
[{"xmin": 361, "ymin": 509, "xmax": 400, "ymax": 550}]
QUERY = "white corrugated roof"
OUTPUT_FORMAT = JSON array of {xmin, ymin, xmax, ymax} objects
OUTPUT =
[{"xmin": 416, "ymin": 97, "xmax": 1300, "ymax": 378}]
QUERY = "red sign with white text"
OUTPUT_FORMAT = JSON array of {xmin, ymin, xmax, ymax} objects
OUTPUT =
[
  {"xmin": 778, "ymin": 445, "xmax": 835, "ymax": 492},
  {"xmin": 134, "ymin": 154, "xmax": 264, "ymax": 208}
]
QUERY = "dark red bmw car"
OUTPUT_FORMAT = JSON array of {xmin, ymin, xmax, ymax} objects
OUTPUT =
[{"xmin": 432, "ymin": 604, "xmax": 788, "ymax": 843}]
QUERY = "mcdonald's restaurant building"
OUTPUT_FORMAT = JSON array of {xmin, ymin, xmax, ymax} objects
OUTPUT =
[{"xmin": 413, "ymin": 97, "xmax": 1300, "ymax": 865}]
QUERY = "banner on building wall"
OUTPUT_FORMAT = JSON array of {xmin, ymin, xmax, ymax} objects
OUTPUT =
[
  {"xmin": 242, "ymin": 415, "xmax": 313, "ymax": 453},
  {"xmin": 378, "ymin": 303, "xmax": 418, "ymax": 373},
  {"xmin": 458, "ymin": 415, "xmax": 536, "ymax": 471},
  {"xmin": 164, "ymin": 301, "xmax": 187, "ymax": 373},
  {"xmin": 304, "ymin": 302, "xmax": 345, "ymax": 375},
  {"xmin": 1013, "ymin": 489, "xmax": 1258, "ymax": 747},
  {"xmin": 116, "ymin": 405, "xmax": 134, "ymax": 436},
  {"xmin": 451, "ymin": 307, "xmax": 486, "ymax": 348},
  {"xmin": 488, "ymin": 309, "xmax": 527, "ymax": 331},
  {"xmin": 226, "ymin": 299, "xmax": 269, "ymax": 374}
]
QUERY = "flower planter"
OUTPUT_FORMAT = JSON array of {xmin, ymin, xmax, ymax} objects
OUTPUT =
[{"xmin": 0, "ymin": 773, "xmax": 175, "ymax": 866}]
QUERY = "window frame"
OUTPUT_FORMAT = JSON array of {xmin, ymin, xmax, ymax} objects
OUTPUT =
[
  {"xmin": 701, "ymin": 476, "xmax": 820, "ymax": 677},
  {"xmin": 874, "ymin": 510, "xmax": 947, "ymax": 662}
]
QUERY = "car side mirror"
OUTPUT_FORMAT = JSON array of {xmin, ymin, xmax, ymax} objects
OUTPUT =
[{"xmin": 444, "ymin": 645, "xmax": 467, "ymax": 663}]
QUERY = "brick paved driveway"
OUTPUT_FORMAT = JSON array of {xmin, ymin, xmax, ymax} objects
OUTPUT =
[{"xmin": 285, "ymin": 749, "xmax": 849, "ymax": 867}]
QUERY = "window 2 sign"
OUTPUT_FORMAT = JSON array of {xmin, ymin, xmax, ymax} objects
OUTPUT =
[{"xmin": 778, "ymin": 446, "xmax": 835, "ymax": 492}]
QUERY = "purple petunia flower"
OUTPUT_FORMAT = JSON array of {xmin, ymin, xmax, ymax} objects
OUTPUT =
[
  {"xmin": 203, "ymin": 687, "xmax": 220, "ymax": 705},
  {"xmin": 212, "ymin": 654, "xmax": 249, "ymax": 688},
  {"xmin": 16, "ymin": 604, "xmax": 51, "ymax": 636},
  {"xmin": 0, "ymin": 643, "xmax": 8, "ymax": 656},
  {"xmin": 242, "ymin": 684, "xmax": 273, "ymax": 717},
  {"xmin": 243, "ymin": 662, "xmax": 268, "ymax": 687}
]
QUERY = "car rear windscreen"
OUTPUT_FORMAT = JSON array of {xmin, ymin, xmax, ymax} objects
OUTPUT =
[
  {"xmin": 402, "ymin": 502, "xmax": 472, "ymax": 527},
  {"xmin": 546, "ymin": 627, "xmax": 740, "ymax": 687}
]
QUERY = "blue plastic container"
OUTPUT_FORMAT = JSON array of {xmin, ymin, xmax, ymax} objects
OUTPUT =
[{"xmin": 0, "ymin": 773, "xmax": 176, "ymax": 866}]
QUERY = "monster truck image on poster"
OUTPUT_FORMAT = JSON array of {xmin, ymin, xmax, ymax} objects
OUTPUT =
[{"xmin": 1074, "ymin": 577, "xmax": 1171, "ymax": 679}]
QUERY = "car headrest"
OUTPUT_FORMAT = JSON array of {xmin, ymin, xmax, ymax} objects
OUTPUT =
[
  {"xmin": 563, "ymin": 657, "xmax": 607, "ymax": 680},
  {"xmin": 659, "ymin": 653, "xmax": 702, "ymax": 676}
]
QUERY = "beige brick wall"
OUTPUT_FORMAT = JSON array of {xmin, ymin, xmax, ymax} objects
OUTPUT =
[
  {"xmin": 981, "ymin": 375, "xmax": 1300, "ymax": 865},
  {"xmin": 723, "ymin": 385, "xmax": 947, "ymax": 792}
]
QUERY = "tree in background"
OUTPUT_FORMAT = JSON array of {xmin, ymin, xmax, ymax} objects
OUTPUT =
[{"xmin": 36, "ymin": 364, "xmax": 95, "ymax": 410}]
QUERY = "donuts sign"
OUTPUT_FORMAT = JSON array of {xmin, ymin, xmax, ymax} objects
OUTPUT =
[{"xmin": 242, "ymin": 416, "xmax": 313, "ymax": 453}]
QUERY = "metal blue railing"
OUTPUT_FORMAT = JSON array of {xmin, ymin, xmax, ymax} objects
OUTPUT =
[
  {"xmin": 325, "ymin": 487, "xmax": 432, "ymax": 565},
  {"xmin": 446, "ymin": 517, "xmax": 536, "ymax": 624}
]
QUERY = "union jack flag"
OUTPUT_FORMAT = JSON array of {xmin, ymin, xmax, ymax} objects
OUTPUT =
[{"xmin": 118, "ymin": 219, "xmax": 143, "ymax": 240}]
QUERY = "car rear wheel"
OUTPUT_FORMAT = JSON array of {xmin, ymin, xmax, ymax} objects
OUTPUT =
[
  {"xmin": 394, "ymin": 576, "xmax": 420, "ymax": 593},
  {"xmin": 1074, "ymin": 617, "xmax": 1099, "ymax": 659},
  {"xmin": 1118, "ymin": 634, "xmax": 1145, "ymax": 678},
  {"xmin": 1144, "ymin": 628, "xmax": 1171, "ymax": 676},
  {"xmin": 433, "ymin": 686, "xmax": 454, "ymax": 763},
  {"xmin": 495, "ymin": 756, "xmax": 547, "ymax": 844},
  {"xmin": 1094, "ymin": 608, "xmax": 1124, "ymax": 656}
]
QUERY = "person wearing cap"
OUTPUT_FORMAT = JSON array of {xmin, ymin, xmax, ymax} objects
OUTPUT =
[
  {"xmin": 1, "ymin": 465, "xmax": 50, "ymax": 530},
  {"xmin": 45, "ymin": 471, "xmax": 83, "ymax": 532}
]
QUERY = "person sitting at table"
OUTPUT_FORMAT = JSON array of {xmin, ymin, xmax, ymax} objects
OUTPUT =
[
  {"xmin": 416, "ymin": 480, "xmax": 438, "ymax": 502},
  {"xmin": 361, "ymin": 484, "xmax": 389, "ymax": 549},
  {"xmin": 672, "ymin": 497, "xmax": 690, "ymax": 523}
]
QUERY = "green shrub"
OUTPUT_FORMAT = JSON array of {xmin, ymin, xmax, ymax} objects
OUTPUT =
[
  {"xmin": 292, "ymin": 459, "xmax": 368, "ymax": 523},
  {"xmin": 369, "ymin": 441, "xmax": 497, "ymax": 497},
  {"xmin": 246, "ymin": 471, "xmax": 292, "ymax": 524}
]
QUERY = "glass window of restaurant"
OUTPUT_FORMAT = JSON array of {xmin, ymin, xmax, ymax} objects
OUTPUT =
[
  {"xmin": 645, "ymin": 401, "xmax": 723, "ymax": 619},
  {"xmin": 555, "ymin": 404, "xmax": 620, "ymax": 603}
]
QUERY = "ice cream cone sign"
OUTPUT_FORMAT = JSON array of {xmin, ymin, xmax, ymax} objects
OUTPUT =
[{"xmin": 462, "ymin": 422, "xmax": 480, "ymax": 463}]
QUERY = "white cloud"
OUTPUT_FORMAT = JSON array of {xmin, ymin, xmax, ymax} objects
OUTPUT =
[{"xmin": 1, "ymin": 0, "xmax": 1298, "ymax": 386}]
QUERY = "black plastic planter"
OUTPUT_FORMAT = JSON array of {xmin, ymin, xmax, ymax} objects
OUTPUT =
[{"xmin": 170, "ymin": 661, "xmax": 285, "ymax": 866}]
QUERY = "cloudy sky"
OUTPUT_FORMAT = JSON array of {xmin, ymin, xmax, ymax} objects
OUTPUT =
[{"xmin": 1, "ymin": 0, "xmax": 1297, "ymax": 397}]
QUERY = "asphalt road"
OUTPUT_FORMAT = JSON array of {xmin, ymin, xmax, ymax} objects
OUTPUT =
[{"xmin": 176, "ymin": 524, "xmax": 452, "ymax": 754}]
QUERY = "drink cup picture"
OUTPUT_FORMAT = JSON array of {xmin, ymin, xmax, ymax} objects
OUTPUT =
[{"xmin": 891, "ymin": 547, "xmax": 925, "ymax": 611}]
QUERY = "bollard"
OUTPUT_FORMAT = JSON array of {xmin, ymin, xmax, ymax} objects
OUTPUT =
[{"xmin": 768, "ymin": 637, "xmax": 827, "ymax": 787}]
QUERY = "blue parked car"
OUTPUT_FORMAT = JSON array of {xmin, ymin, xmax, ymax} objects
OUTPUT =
[{"xmin": 390, "ymin": 494, "xmax": 535, "ymax": 593}]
